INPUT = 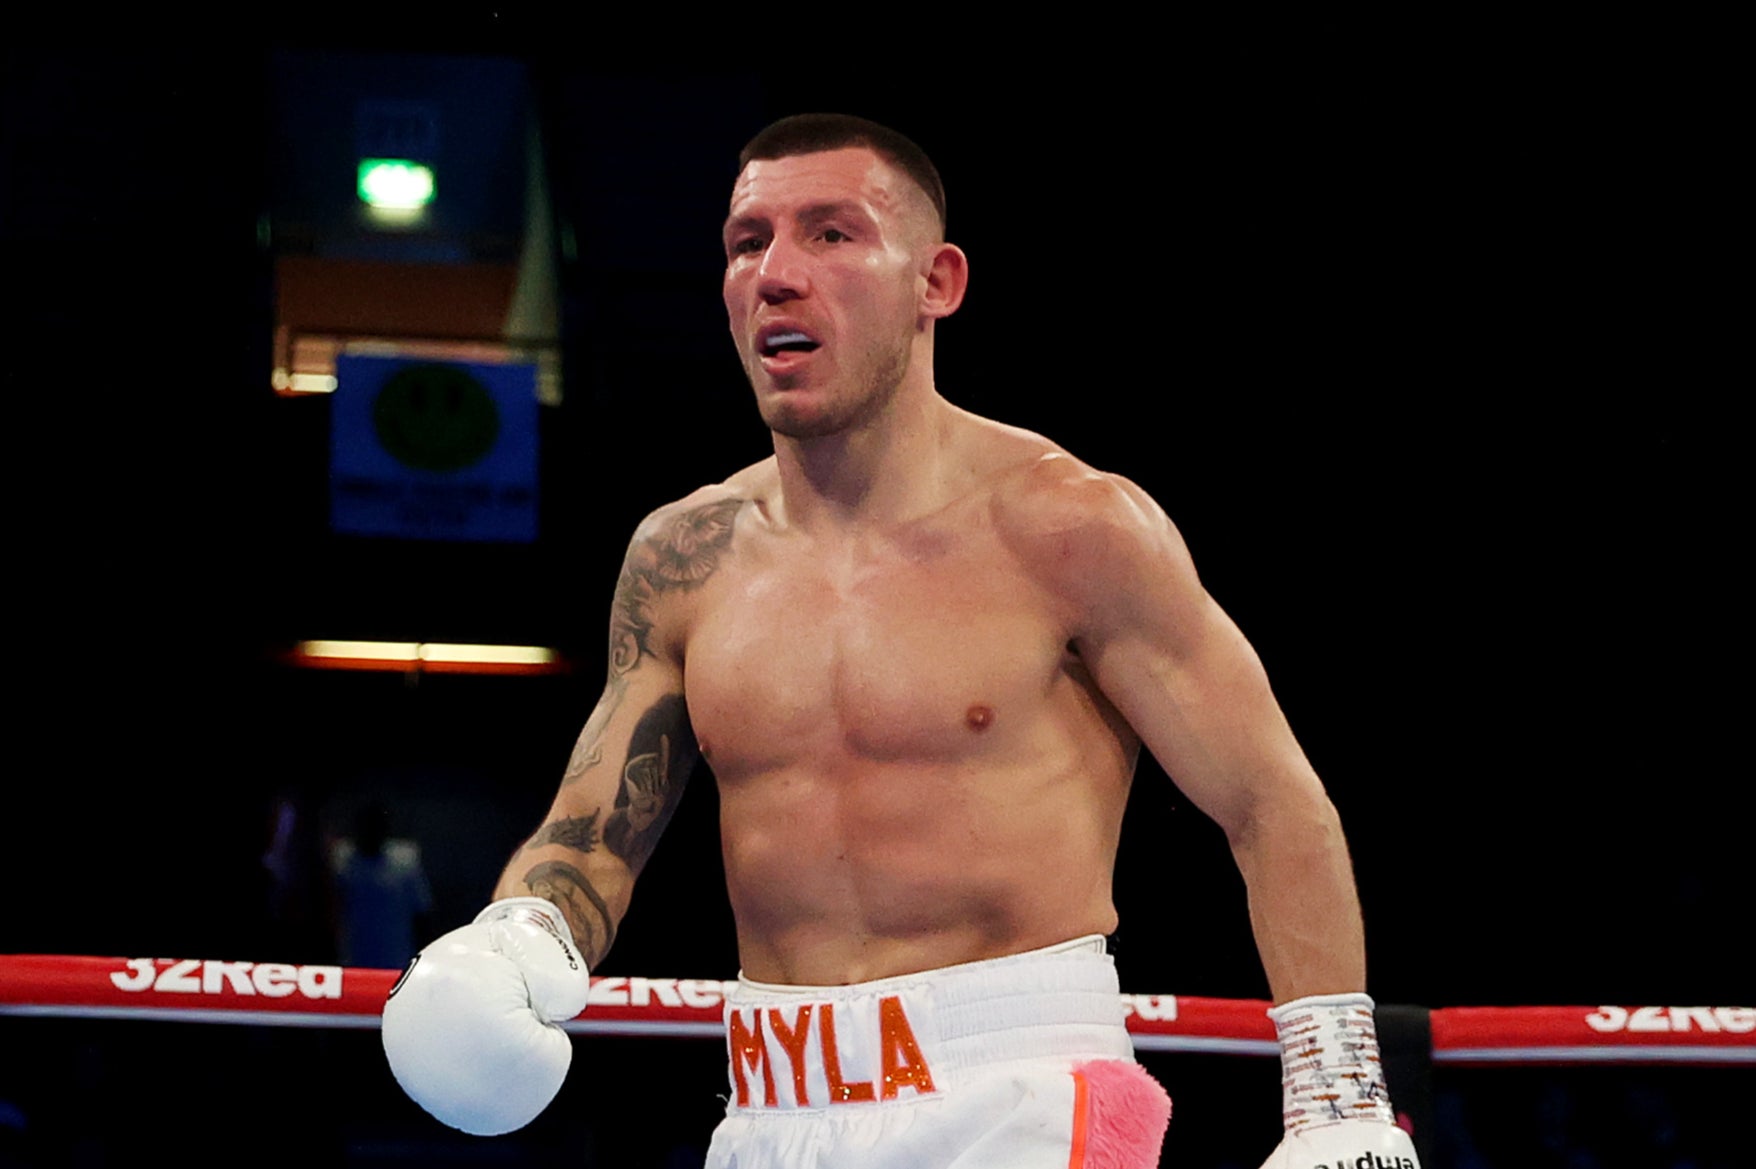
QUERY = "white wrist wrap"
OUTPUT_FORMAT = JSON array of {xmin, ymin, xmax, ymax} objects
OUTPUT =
[
  {"xmin": 1268, "ymin": 992, "xmax": 1395, "ymax": 1135},
  {"xmin": 475, "ymin": 896, "xmax": 569, "ymax": 929},
  {"xmin": 473, "ymin": 897, "xmax": 591, "ymax": 1021}
]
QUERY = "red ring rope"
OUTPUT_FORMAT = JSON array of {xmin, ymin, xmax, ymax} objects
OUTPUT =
[{"xmin": 3, "ymin": 954, "xmax": 1750, "ymax": 1066}]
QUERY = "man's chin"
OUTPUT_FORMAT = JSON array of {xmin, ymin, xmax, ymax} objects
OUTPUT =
[
  {"xmin": 762, "ymin": 403, "xmax": 851, "ymax": 441},
  {"xmin": 750, "ymin": 379, "xmax": 838, "ymax": 440},
  {"xmin": 750, "ymin": 360, "xmax": 903, "ymax": 441}
]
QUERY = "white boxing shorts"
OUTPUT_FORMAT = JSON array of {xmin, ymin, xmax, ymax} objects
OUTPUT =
[{"xmin": 705, "ymin": 936, "xmax": 1172, "ymax": 1169}]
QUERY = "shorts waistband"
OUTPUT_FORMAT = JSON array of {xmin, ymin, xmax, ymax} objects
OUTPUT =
[{"xmin": 723, "ymin": 936, "xmax": 1132, "ymax": 1111}]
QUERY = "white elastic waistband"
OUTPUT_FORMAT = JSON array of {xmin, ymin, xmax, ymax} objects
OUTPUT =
[{"xmin": 723, "ymin": 936, "xmax": 1132, "ymax": 1111}]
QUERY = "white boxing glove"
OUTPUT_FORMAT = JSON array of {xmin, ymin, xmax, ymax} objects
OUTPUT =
[
  {"xmin": 381, "ymin": 897, "xmax": 591, "ymax": 1136},
  {"xmin": 1260, "ymin": 993, "xmax": 1421, "ymax": 1169}
]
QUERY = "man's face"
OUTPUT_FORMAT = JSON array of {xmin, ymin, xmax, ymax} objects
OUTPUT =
[{"xmin": 722, "ymin": 147, "xmax": 935, "ymax": 440}]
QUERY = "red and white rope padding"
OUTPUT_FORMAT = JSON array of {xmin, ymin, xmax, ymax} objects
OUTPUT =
[
  {"xmin": 2, "ymin": 955, "xmax": 1750, "ymax": 1066},
  {"xmin": 1432, "ymin": 1005, "xmax": 1756, "ymax": 1066}
]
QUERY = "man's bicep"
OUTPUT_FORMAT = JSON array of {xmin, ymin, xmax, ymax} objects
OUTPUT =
[
  {"xmin": 1031, "ymin": 472, "xmax": 1324, "ymax": 837},
  {"xmin": 1086, "ymin": 582, "xmax": 1323, "ymax": 843},
  {"xmin": 558, "ymin": 500, "xmax": 720, "ymax": 869},
  {"xmin": 592, "ymin": 683, "xmax": 699, "ymax": 873}
]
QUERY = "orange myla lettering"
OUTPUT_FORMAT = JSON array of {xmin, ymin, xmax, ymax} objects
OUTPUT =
[
  {"xmin": 729, "ymin": 1008, "xmax": 777, "ymax": 1107},
  {"xmin": 767, "ymin": 1005, "xmax": 814, "ymax": 1106},
  {"xmin": 877, "ymin": 994, "xmax": 937, "ymax": 1100},
  {"xmin": 820, "ymin": 1003, "xmax": 876, "ymax": 1103}
]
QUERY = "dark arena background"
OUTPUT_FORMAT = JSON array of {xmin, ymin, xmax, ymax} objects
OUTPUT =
[{"xmin": 2, "ymin": 19, "xmax": 1742, "ymax": 1169}]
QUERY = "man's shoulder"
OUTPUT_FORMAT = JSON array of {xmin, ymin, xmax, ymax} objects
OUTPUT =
[
  {"xmin": 951, "ymin": 409, "xmax": 1145, "ymax": 509},
  {"xmin": 628, "ymin": 459, "xmax": 775, "ymax": 545},
  {"xmin": 983, "ymin": 441, "xmax": 1192, "ymax": 607},
  {"xmin": 988, "ymin": 445, "xmax": 1161, "ymax": 548}
]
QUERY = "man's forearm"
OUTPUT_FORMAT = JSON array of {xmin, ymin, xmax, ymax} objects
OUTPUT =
[
  {"xmin": 1231, "ymin": 794, "xmax": 1367, "ymax": 1003},
  {"xmin": 494, "ymin": 833, "xmax": 632, "ymax": 970},
  {"xmin": 489, "ymin": 685, "xmax": 697, "ymax": 970}
]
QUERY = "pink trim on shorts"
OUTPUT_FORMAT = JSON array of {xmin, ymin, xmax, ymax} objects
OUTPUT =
[{"xmin": 1070, "ymin": 1059, "xmax": 1172, "ymax": 1169}]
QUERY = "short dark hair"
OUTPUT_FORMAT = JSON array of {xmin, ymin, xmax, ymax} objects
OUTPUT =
[{"xmin": 738, "ymin": 113, "xmax": 947, "ymax": 237}]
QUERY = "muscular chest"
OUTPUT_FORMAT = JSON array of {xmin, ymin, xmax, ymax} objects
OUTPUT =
[{"xmin": 684, "ymin": 533, "xmax": 1064, "ymax": 771}]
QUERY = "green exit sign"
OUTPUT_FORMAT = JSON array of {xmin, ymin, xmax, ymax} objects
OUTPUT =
[{"xmin": 357, "ymin": 159, "xmax": 435, "ymax": 209}]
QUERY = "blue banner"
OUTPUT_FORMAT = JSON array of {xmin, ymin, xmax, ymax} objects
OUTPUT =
[{"xmin": 330, "ymin": 354, "xmax": 538, "ymax": 543}]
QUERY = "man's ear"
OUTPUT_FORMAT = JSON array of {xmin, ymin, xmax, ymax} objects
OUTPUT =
[{"xmin": 919, "ymin": 242, "xmax": 969, "ymax": 321}]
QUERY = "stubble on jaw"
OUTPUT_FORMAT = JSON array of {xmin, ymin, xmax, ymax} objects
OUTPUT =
[{"xmin": 753, "ymin": 338, "xmax": 913, "ymax": 441}]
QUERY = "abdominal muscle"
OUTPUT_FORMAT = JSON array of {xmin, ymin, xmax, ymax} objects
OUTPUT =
[{"xmin": 717, "ymin": 740, "xmax": 1134, "ymax": 986}]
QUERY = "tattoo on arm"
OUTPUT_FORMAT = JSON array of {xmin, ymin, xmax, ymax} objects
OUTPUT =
[
  {"xmin": 609, "ymin": 499, "xmax": 741, "ymax": 678},
  {"xmin": 604, "ymin": 694, "xmax": 699, "ymax": 872},
  {"xmin": 521, "ymin": 860, "xmax": 617, "ymax": 968},
  {"xmin": 565, "ymin": 499, "xmax": 739, "ymax": 787},
  {"xmin": 525, "ymin": 811, "xmax": 600, "ymax": 853},
  {"xmin": 562, "ymin": 700, "xmax": 615, "ymax": 784}
]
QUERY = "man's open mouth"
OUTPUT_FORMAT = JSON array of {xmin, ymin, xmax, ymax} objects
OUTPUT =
[{"xmin": 759, "ymin": 330, "xmax": 821, "ymax": 357}]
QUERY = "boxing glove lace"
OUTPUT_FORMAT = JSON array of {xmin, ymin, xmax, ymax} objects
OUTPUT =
[
  {"xmin": 1260, "ymin": 993, "xmax": 1421, "ymax": 1169},
  {"xmin": 382, "ymin": 897, "xmax": 591, "ymax": 1135}
]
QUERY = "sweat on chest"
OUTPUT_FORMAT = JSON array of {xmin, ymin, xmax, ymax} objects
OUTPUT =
[{"xmin": 684, "ymin": 563, "xmax": 1060, "ymax": 767}]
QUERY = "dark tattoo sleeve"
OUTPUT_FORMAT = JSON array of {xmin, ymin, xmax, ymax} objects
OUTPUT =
[
  {"xmin": 564, "ymin": 499, "xmax": 740, "ymax": 787},
  {"xmin": 604, "ymin": 694, "xmax": 698, "ymax": 872},
  {"xmin": 521, "ymin": 860, "xmax": 617, "ymax": 968},
  {"xmin": 609, "ymin": 499, "xmax": 741, "ymax": 679},
  {"xmin": 525, "ymin": 811, "xmax": 600, "ymax": 853}
]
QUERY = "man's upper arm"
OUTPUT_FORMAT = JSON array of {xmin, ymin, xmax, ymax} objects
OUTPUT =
[
  {"xmin": 497, "ymin": 494, "xmax": 741, "ymax": 964},
  {"xmin": 1009, "ymin": 458, "xmax": 1366, "ymax": 999},
  {"xmin": 1011, "ymin": 459, "xmax": 1327, "ymax": 838}
]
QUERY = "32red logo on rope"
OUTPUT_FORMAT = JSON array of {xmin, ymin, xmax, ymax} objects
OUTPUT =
[
  {"xmin": 110, "ymin": 958, "xmax": 343, "ymax": 1000},
  {"xmin": 1584, "ymin": 1006, "xmax": 1755, "ymax": 1033}
]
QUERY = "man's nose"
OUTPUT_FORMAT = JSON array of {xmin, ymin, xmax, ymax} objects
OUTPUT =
[{"xmin": 757, "ymin": 236, "xmax": 808, "ymax": 304}]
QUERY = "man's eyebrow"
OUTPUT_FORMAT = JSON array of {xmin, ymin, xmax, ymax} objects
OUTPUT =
[
  {"xmin": 723, "ymin": 201, "xmax": 877, "ymax": 243},
  {"xmin": 722, "ymin": 214, "xmax": 765, "ymax": 239},
  {"xmin": 797, "ymin": 201, "xmax": 870, "ymax": 226}
]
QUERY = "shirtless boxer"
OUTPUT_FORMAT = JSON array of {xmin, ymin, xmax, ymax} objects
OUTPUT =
[{"xmin": 382, "ymin": 114, "xmax": 1421, "ymax": 1169}]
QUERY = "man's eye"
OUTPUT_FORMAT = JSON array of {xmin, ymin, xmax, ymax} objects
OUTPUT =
[
  {"xmin": 821, "ymin": 228, "xmax": 849, "ymax": 243},
  {"xmin": 731, "ymin": 237, "xmax": 766, "ymax": 256}
]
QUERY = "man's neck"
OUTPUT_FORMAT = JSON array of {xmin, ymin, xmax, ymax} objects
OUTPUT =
[{"xmin": 771, "ymin": 383, "xmax": 956, "ymax": 533}]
